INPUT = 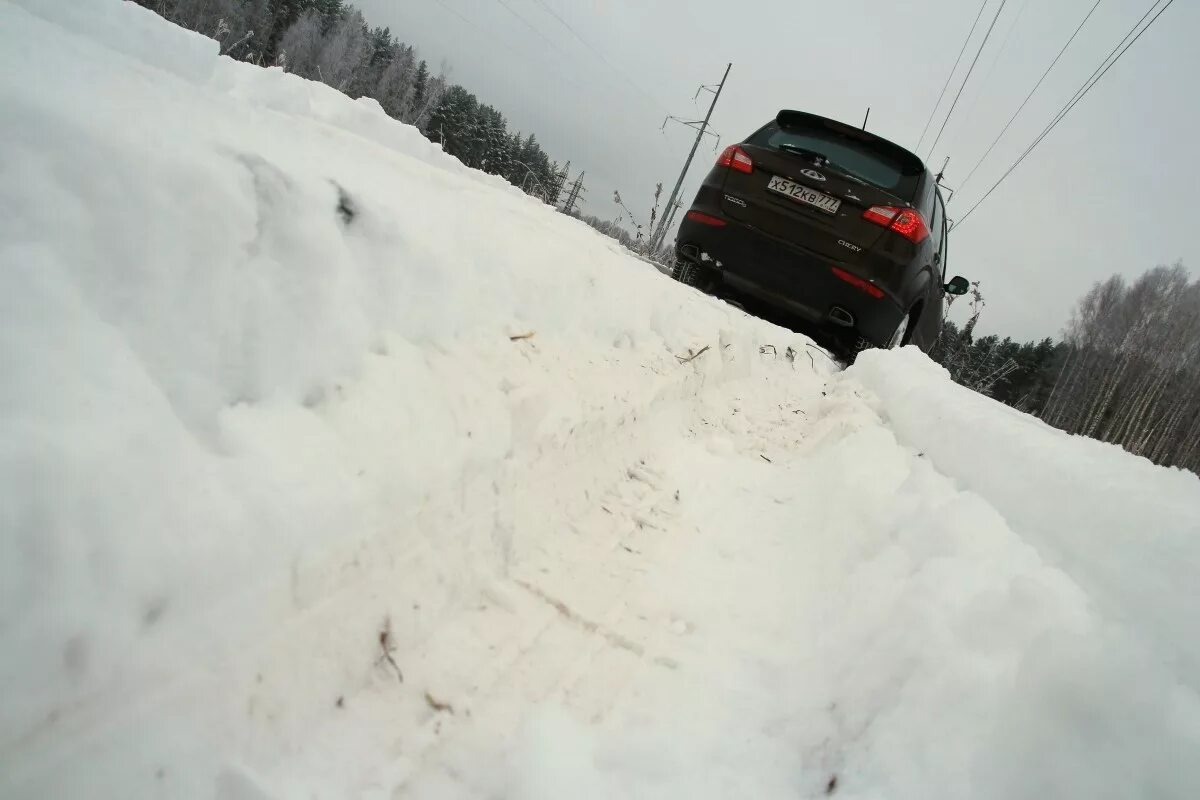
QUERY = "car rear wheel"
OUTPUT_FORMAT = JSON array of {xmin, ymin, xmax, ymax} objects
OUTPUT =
[{"xmin": 887, "ymin": 310, "xmax": 913, "ymax": 349}]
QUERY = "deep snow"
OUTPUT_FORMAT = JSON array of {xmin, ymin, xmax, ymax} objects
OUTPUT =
[{"xmin": 1, "ymin": 1, "xmax": 1199, "ymax": 798}]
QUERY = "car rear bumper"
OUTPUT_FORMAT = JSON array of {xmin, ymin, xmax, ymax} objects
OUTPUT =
[{"xmin": 675, "ymin": 209, "xmax": 906, "ymax": 348}]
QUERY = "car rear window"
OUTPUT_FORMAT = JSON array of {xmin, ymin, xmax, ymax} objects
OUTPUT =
[{"xmin": 748, "ymin": 120, "xmax": 923, "ymax": 199}]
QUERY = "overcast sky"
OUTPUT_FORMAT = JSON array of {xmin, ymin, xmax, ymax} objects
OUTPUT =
[{"xmin": 354, "ymin": 0, "xmax": 1197, "ymax": 341}]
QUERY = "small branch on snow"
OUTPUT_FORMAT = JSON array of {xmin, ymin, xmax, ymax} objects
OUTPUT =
[
  {"xmin": 377, "ymin": 619, "xmax": 404, "ymax": 684},
  {"xmin": 806, "ymin": 343, "xmax": 840, "ymax": 368},
  {"xmin": 759, "ymin": 454, "xmax": 772, "ymax": 463},
  {"xmin": 424, "ymin": 691, "xmax": 453, "ymax": 714},
  {"xmin": 676, "ymin": 344, "xmax": 711, "ymax": 364},
  {"xmin": 759, "ymin": 344, "xmax": 778, "ymax": 358},
  {"xmin": 509, "ymin": 331, "xmax": 536, "ymax": 341}
]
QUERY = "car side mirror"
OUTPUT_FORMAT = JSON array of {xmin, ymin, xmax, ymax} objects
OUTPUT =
[{"xmin": 944, "ymin": 275, "xmax": 969, "ymax": 296}]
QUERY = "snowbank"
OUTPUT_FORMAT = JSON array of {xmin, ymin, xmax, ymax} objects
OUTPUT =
[
  {"xmin": 842, "ymin": 350, "xmax": 1200, "ymax": 798},
  {"xmin": 0, "ymin": 0, "xmax": 811, "ymax": 794},
  {"xmin": 852, "ymin": 349, "xmax": 1200, "ymax": 679},
  {"xmin": 2, "ymin": 2, "xmax": 1198, "ymax": 798}
]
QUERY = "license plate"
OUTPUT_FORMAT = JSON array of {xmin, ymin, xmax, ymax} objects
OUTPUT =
[{"xmin": 767, "ymin": 175, "xmax": 841, "ymax": 214}]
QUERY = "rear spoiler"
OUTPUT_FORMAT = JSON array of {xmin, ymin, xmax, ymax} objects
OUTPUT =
[{"xmin": 776, "ymin": 110, "xmax": 925, "ymax": 175}]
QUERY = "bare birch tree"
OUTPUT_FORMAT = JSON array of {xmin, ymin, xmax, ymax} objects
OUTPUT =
[{"xmin": 1040, "ymin": 262, "xmax": 1198, "ymax": 472}]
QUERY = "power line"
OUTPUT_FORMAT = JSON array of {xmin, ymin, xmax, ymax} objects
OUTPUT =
[
  {"xmin": 429, "ymin": 0, "xmax": 589, "ymax": 95},
  {"xmin": 527, "ymin": 0, "xmax": 667, "ymax": 114},
  {"xmin": 492, "ymin": 0, "xmax": 575, "ymax": 63},
  {"xmin": 925, "ymin": 0, "xmax": 1009, "ymax": 161},
  {"xmin": 467, "ymin": 0, "xmax": 666, "ymax": 115},
  {"xmin": 957, "ymin": 0, "xmax": 1032, "ymax": 127},
  {"xmin": 962, "ymin": 0, "xmax": 1169, "ymax": 218},
  {"xmin": 431, "ymin": 0, "xmax": 483, "ymax": 34},
  {"xmin": 957, "ymin": 0, "xmax": 1104, "ymax": 194},
  {"xmin": 431, "ymin": 0, "xmax": 674, "ymax": 139},
  {"xmin": 916, "ymin": 0, "xmax": 988, "ymax": 152},
  {"xmin": 952, "ymin": 0, "xmax": 1177, "ymax": 230}
]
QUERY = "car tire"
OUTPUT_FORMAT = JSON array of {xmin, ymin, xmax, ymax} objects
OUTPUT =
[
  {"xmin": 887, "ymin": 310, "xmax": 913, "ymax": 349},
  {"xmin": 673, "ymin": 259, "xmax": 700, "ymax": 286},
  {"xmin": 673, "ymin": 259, "xmax": 714, "ymax": 290}
]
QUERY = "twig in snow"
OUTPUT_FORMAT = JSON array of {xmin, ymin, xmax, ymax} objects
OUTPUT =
[
  {"xmin": 377, "ymin": 619, "xmax": 404, "ymax": 684},
  {"xmin": 807, "ymin": 343, "xmax": 841, "ymax": 367},
  {"xmin": 759, "ymin": 344, "xmax": 778, "ymax": 358},
  {"xmin": 807, "ymin": 351, "xmax": 815, "ymax": 369},
  {"xmin": 759, "ymin": 454, "xmax": 772, "ymax": 463},
  {"xmin": 221, "ymin": 29, "xmax": 255, "ymax": 56},
  {"xmin": 675, "ymin": 344, "xmax": 711, "ymax": 364},
  {"xmin": 424, "ymin": 691, "xmax": 453, "ymax": 713},
  {"xmin": 509, "ymin": 331, "xmax": 536, "ymax": 341}
]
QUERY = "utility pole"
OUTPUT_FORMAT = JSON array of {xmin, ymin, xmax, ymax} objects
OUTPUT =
[
  {"xmin": 549, "ymin": 160, "xmax": 571, "ymax": 205},
  {"xmin": 659, "ymin": 197, "xmax": 685, "ymax": 246},
  {"xmin": 561, "ymin": 171, "xmax": 585, "ymax": 215},
  {"xmin": 650, "ymin": 62, "xmax": 731, "ymax": 251},
  {"xmin": 935, "ymin": 156, "xmax": 959, "ymax": 209}
]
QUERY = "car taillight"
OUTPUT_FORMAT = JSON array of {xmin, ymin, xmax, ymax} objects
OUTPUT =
[
  {"xmin": 685, "ymin": 210, "xmax": 726, "ymax": 227},
  {"xmin": 831, "ymin": 267, "xmax": 884, "ymax": 299},
  {"xmin": 862, "ymin": 206, "xmax": 929, "ymax": 243},
  {"xmin": 717, "ymin": 145, "xmax": 753, "ymax": 174}
]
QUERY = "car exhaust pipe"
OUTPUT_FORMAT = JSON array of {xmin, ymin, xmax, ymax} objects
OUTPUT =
[
  {"xmin": 828, "ymin": 306, "xmax": 855, "ymax": 327},
  {"xmin": 679, "ymin": 243, "xmax": 701, "ymax": 262}
]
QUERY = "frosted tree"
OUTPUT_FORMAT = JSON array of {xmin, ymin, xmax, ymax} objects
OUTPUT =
[
  {"xmin": 411, "ymin": 71, "xmax": 447, "ymax": 131},
  {"xmin": 375, "ymin": 44, "xmax": 417, "ymax": 118},
  {"xmin": 478, "ymin": 106, "xmax": 512, "ymax": 175},
  {"xmin": 412, "ymin": 61, "xmax": 430, "ymax": 111},
  {"xmin": 314, "ymin": 8, "xmax": 369, "ymax": 90},
  {"xmin": 239, "ymin": 0, "xmax": 275, "ymax": 62},
  {"xmin": 276, "ymin": 9, "xmax": 325, "ymax": 76}
]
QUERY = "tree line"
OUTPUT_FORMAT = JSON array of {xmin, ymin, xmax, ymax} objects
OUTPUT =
[
  {"xmin": 133, "ymin": 0, "xmax": 567, "ymax": 202},
  {"xmin": 931, "ymin": 263, "xmax": 1200, "ymax": 475}
]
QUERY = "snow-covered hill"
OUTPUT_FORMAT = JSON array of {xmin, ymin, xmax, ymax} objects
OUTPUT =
[{"xmin": 2, "ymin": 2, "xmax": 1198, "ymax": 798}]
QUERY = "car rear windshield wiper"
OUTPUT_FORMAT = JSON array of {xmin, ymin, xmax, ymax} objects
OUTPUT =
[
  {"xmin": 777, "ymin": 143, "xmax": 829, "ymax": 163},
  {"xmin": 776, "ymin": 143, "xmax": 879, "ymax": 188},
  {"xmin": 779, "ymin": 144, "xmax": 871, "ymax": 186},
  {"xmin": 823, "ymin": 162, "xmax": 870, "ymax": 186}
]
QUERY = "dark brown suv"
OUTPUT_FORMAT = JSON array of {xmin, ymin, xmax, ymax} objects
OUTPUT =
[{"xmin": 673, "ymin": 110, "xmax": 968, "ymax": 352}]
